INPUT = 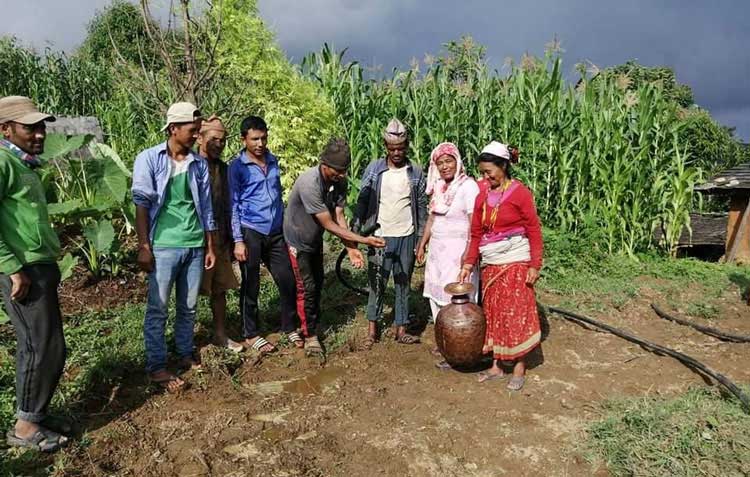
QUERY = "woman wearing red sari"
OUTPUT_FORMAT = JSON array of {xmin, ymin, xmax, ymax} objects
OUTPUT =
[{"xmin": 458, "ymin": 141, "xmax": 543, "ymax": 391}]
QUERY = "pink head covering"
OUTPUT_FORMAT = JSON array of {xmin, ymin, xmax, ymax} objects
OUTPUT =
[{"xmin": 426, "ymin": 142, "xmax": 470, "ymax": 215}]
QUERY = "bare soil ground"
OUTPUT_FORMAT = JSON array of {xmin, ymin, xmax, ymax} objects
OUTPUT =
[{"xmin": 58, "ymin": 279, "xmax": 750, "ymax": 477}]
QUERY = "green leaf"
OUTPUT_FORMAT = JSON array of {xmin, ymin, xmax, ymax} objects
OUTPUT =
[
  {"xmin": 83, "ymin": 220, "xmax": 115, "ymax": 254},
  {"xmin": 57, "ymin": 253, "xmax": 80, "ymax": 282},
  {"xmin": 0, "ymin": 307, "xmax": 8, "ymax": 325},
  {"xmin": 40, "ymin": 134, "xmax": 94, "ymax": 161},
  {"xmin": 48, "ymin": 199, "xmax": 84, "ymax": 217},
  {"xmin": 89, "ymin": 142, "xmax": 131, "ymax": 177}
]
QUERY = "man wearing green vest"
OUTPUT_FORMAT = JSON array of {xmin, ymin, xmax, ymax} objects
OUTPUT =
[
  {"xmin": 132, "ymin": 102, "xmax": 217, "ymax": 393},
  {"xmin": 0, "ymin": 96, "xmax": 69, "ymax": 452}
]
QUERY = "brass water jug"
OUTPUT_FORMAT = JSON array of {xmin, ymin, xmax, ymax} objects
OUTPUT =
[{"xmin": 434, "ymin": 282, "xmax": 486, "ymax": 368}]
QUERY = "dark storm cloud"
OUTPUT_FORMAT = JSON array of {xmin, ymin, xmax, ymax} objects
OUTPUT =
[
  {"xmin": 258, "ymin": 0, "xmax": 750, "ymax": 140},
  {"xmin": 3, "ymin": 1, "xmax": 749, "ymax": 139}
]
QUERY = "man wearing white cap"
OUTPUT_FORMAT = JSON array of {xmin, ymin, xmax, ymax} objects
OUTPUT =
[
  {"xmin": 132, "ymin": 101, "xmax": 217, "ymax": 392},
  {"xmin": 0, "ymin": 96, "xmax": 70, "ymax": 451},
  {"xmin": 353, "ymin": 119, "xmax": 427, "ymax": 348}
]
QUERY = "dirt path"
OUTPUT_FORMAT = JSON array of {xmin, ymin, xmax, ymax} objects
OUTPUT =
[{"xmin": 66, "ymin": 290, "xmax": 750, "ymax": 477}]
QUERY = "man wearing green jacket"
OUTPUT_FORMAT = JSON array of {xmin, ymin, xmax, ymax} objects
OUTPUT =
[{"xmin": 0, "ymin": 96, "xmax": 68, "ymax": 452}]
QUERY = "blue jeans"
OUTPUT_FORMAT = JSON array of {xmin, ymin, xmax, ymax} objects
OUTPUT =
[{"xmin": 144, "ymin": 247, "xmax": 205, "ymax": 373}]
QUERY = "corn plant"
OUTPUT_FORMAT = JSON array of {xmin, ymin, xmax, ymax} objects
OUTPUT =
[{"xmin": 303, "ymin": 46, "xmax": 699, "ymax": 256}]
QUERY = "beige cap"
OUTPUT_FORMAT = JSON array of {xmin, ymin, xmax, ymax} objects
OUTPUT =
[
  {"xmin": 0, "ymin": 96, "xmax": 55, "ymax": 125},
  {"xmin": 162, "ymin": 101, "xmax": 201, "ymax": 131}
]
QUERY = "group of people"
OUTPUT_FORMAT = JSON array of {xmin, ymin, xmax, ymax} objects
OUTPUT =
[{"xmin": 0, "ymin": 95, "xmax": 544, "ymax": 453}]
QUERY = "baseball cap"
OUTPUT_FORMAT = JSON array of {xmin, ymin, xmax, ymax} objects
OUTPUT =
[
  {"xmin": 0, "ymin": 96, "xmax": 56, "ymax": 125},
  {"xmin": 161, "ymin": 101, "xmax": 201, "ymax": 131}
]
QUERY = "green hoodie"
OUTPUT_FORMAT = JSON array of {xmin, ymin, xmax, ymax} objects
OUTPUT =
[{"xmin": 0, "ymin": 145, "xmax": 60, "ymax": 275}]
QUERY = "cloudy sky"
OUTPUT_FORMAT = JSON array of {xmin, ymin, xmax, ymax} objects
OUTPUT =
[{"xmin": 4, "ymin": 0, "xmax": 749, "ymax": 140}]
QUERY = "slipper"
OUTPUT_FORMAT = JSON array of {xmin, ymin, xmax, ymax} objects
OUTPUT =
[
  {"xmin": 396, "ymin": 334, "xmax": 420, "ymax": 345},
  {"xmin": 247, "ymin": 336, "xmax": 277, "ymax": 355},
  {"xmin": 149, "ymin": 372, "xmax": 186, "ymax": 393},
  {"xmin": 477, "ymin": 371, "xmax": 507, "ymax": 383},
  {"xmin": 6, "ymin": 427, "xmax": 69, "ymax": 453},
  {"xmin": 434, "ymin": 360, "xmax": 452, "ymax": 370},
  {"xmin": 304, "ymin": 336, "xmax": 325, "ymax": 356},
  {"xmin": 507, "ymin": 376, "xmax": 525, "ymax": 391},
  {"xmin": 286, "ymin": 331, "xmax": 305, "ymax": 349}
]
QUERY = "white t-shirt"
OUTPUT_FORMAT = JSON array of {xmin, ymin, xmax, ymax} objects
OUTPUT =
[{"xmin": 377, "ymin": 166, "xmax": 414, "ymax": 237}]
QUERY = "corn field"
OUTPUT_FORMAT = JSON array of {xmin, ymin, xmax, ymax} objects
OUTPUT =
[{"xmin": 303, "ymin": 46, "xmax": 699, "ymax": 256}]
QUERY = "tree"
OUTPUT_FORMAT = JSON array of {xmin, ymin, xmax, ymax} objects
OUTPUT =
[{"xmin": 78, "ymin": 0, "xmax": 161, "ymax": 68}]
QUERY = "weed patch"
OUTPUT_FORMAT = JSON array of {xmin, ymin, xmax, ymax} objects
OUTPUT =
[{"xmin": 585, "ymin": 387, "xmax": 750, "ymax": 477}]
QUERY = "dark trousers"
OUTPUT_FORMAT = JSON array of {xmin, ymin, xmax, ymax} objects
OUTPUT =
[
  {"xmin": 288, "ymin": 248, "xmax": 324, "ymax": 337},
  {"xmin": 239, "ymin": 228, "xmax": 298, "ymax": 338},
  {"xmin": 0, "ymin": 263, "xmax": 66, "ymax": 423},
  {"xmin": 367, "ymin": 235, "xmax": 416, "ymax": 326}
]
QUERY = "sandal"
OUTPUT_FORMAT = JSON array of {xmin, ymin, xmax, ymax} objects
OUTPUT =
[
  {"xmin": 149, "ymin": 371, "xmax": 186, "ymax": 393},
  {"xmin": 304, "ymin": 336, "xmax": 325, "ymax": 356},
  {"xmin": 396, "ymin": 333, "xmax": 420, "ymax": 345},
  {"xmin": 362, "ymin": 335, "xmax": 377, "ymax": 351},
  {"xmin": 286, "ymin": 331, "xmax": 305, "ymax": 349},
  {"xmin": 507, "ymin": 376, "xmax": 525, "ymax": 391},
  {"xmin": 477, "ymin": 371, "xmax": 507, "ymax": 383},
  {"xmin": 6, "ymin": 427, "xmax": 70, "ymax": 452},
  {"xmin": 247, "ymin": 336, "xmax": 277, "ymax": 355},
  {"xmin": 435, "ymin": 360, "xmax": 452, "ymax": 370},
  {"xmin": 431, "ymin": 346, "xmax": 443, "ymax": 358}
]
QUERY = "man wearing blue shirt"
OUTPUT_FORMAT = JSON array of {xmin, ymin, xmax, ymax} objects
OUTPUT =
[
  {"xmin": 230, "ymin": 116, "xmax": 301, "ymax": 353},
  {"xmin": 132, "ymin": 102, "xmax": 216, "ymax": 393}
]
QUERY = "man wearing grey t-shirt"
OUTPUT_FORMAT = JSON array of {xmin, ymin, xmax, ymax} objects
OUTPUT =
[{"xmin": 283, "ymin": 138, "xmax": 384, "ymax": 356}]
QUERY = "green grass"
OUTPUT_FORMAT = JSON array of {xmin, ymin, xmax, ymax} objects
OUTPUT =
[
  {"xmin": 585, "ymin": 387, "xmax": 750, "ymax": 477},
  {"xmin": 539, "ymin": 228, "xmax": 750, "ymax": 314}
]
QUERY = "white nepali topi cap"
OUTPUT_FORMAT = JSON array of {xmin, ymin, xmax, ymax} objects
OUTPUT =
[
  {"xmin": 383, "ymin": 118, "xmax": 408, "ymax": 145},
  {"xmin": 161, "ymin": 101, "xmax": 201, "ymax": 131},
  {"xmin": 480, "ymin": 141, "xmax": 519, "ymax": 163}
]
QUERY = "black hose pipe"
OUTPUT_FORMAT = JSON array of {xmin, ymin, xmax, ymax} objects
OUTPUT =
[
  {"xmin": 546, "ymin": 305, "xmax": 750, "ymax": 413},
  {"xmin": 651, "ymin": 304, "xmax": 750, "ymax": 343}
]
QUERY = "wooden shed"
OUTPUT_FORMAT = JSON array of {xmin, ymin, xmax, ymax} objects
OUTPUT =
[{"xmin": 695, "ymin": 162, "xmax": 750, "ymax": 264}]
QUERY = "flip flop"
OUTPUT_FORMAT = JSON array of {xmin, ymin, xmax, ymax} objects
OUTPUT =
[
  {"xmin": 286, "ymin": 331, "xmax": 305, "ymax": 349},
  {"xmin": 6, "ymin": 427, "xmax": 69, "ymax": 453},
  {"xmin": 477, "ymin": 371, "xmax": 507, "ymax": 383},
  {"xmin": 507, "ymin": 376, "xmax": 526, "ymax": 391},
  {"xmin": 248, "ymin": 336, "xmax": 277, "ymax": 355},
  {"xmin": 304, "ymin": 336, "xmax": 325, "ymax": 357},
  {"xmin": 435, "ymin": 360, "xmax": 452, "ymax": 370}
]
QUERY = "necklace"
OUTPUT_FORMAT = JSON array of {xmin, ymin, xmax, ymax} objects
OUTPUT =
[{"xmin": 482, "ymin": 179, "xmax": 512, "ymax": 229}]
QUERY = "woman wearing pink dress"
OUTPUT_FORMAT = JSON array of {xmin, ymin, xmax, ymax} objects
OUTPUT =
[{"xmin": 416, "ymin": 142, "xmax": 480, "ymax": 322}]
